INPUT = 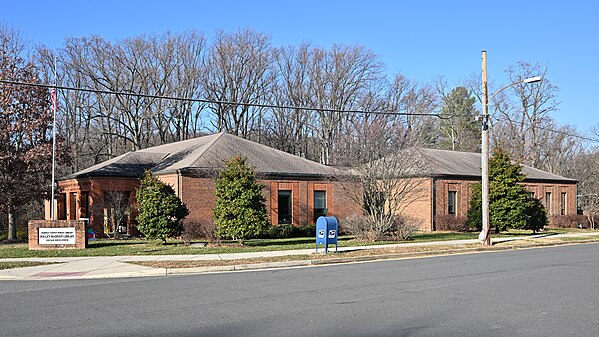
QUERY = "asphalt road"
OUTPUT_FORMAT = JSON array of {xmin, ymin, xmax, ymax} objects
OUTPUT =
[{"xmin": 2, "ymin": 243, "xmax": 598, "ymax": 337}]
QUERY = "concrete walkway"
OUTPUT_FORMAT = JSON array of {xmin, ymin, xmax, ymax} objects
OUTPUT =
[{"xmin": 2, "ymin": 232, "xmax": 598, "ymax": 281}]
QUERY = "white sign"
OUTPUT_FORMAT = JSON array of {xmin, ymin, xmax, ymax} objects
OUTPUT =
[
  {"xmin": 318, "ymin": 229, "xmax": 325, "ymax": 238},
  {"xmin": 328, "ymin": 230, "xmax": 336, "ymax": 238},
  {"xmin": 39, "ymin": 227, "xmax": 76, "ymax": 245}
]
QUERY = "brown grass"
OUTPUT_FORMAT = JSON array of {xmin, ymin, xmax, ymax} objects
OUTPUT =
[{"xmin": 128, "ymin": 237, "xmax": 599, "ymax": 270}]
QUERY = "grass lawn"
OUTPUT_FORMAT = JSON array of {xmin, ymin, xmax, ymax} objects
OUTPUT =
[
  {"xmin": 0, "ymin": 261, "xmax": 59, "ymax": 270},
  {"xmin": 0, "ymin": 228, "xmax": 593, "ymax": 259}
]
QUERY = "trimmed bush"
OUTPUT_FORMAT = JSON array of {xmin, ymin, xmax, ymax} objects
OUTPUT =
[
  {"xmin": 213, "ymin": 156, "xmax": 270, "ymax": 242},
  {"xmin": 136, "ymin": 171, "xmax": 189, "ymax": 244},
  {"xmin": 436, "ymin": 215, "xmax": 469, "ymax": 232},
  {"xmin": 547, "ymin": 215, "xmax": 590, "ymax": 229},
  {"xmin": 181, "ymin": 220, "xmax": 216, "ymax": 242}
]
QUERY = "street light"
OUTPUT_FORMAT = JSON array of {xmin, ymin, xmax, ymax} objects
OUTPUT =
[{"xmin": 479, "ymin": 50, "xmax": 542, "ymax": 245}]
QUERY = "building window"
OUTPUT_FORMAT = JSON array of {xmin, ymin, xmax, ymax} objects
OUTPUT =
[
  {"xmin": 448, "ymin": 191, "xmax": 457, "ymax": 215},
  {"xmin": 314, "ymin": 191, "xmax": 327, "ymax": 223},
  {"xmin": 81, "ymin": 192, "xmax": 90, "ymax": 219},
  {"xmin": 278, "ymin": 190, "xmax": 292, "ymax": 224},
  {"xmin": 545, "ymin": 192, "xmax": 552, "ymax": 215},
  {"xmin": 528, "ymin": 192, "xmax": 535, "ymax": 199},
  {"xmin": 69, "ymin": 192, "xmax": 77, "ymax": 220},
  {"xmin": 57, "ymin": 193, "xmax": 67, "ymax": 220},
  {"xmin": 561, "ymin": 192, "xmax": 567, "ymax": 216}
]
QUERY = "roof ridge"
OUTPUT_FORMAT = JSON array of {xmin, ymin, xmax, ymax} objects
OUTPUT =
[
  {"xmin": 423, "ymin": 147, "xmax": 479, "ymax": 155},
  {"xmin": 186, "ymin": 132, "xmax": 226, "ymax": 167},
  {"xmin": 233, "ymin": 135, "xmax": 339, "ymax": 168}
]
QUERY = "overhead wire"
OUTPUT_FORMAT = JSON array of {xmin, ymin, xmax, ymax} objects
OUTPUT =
[
  {"xmin": 489, "ymin": 115, "xmax": 599, "ymax": 143},
  {"xmin": 0, "ymin": 79, "xmax": 460, "ymax": 119}
]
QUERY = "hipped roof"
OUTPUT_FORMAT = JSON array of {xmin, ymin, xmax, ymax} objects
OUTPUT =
[
  {"xmin": 417, "ymin": 148, "xmax": 576, "ymax": 183},
  {"xmin": 62, "ymin": 132, "xmax": 343, "ymax": 180},
  {"xmin": 62, "ymin": 134, "xmax": 576, "ymax": 184}
]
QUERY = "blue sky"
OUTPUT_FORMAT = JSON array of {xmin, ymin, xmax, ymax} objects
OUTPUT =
[{"xmin": 3, "ymin": 0, "xmax": 598, "ymax": 135}]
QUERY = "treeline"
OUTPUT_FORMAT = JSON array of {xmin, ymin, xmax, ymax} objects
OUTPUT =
[
  {"xmin": 2, "ymin": 27, "xmax": 597, "ymax": 197},
  {"xmin": 2, "ymin": 25, "xmax": 599, "ymax": 236},
  {"xmin": 28, "ymin": 28, "xmax": 590, "ymax": 175}
]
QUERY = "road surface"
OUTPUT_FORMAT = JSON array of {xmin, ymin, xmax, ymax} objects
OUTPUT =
[{"xmin": 1, "ymin": 243, "xmax": 598, "ymax": 336}]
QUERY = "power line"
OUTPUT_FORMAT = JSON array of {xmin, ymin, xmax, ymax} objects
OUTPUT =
[
  {"xmin": 0, "ymin": 79, "xmax": 452, "ymax": 119},
  {"xmin": 490, "ymin": 115, "xmax": 599, "ymax": 143}
]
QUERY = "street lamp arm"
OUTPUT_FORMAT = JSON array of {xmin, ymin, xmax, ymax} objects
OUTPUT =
[{"xmin": 489, "ymin": 76, "xmax": 542, "ymax": 102}]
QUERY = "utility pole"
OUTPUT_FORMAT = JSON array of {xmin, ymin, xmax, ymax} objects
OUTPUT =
[
  {"xmin": 480, "ymin": 51, "xmax": 491, "ymax": 246},
  {"xmin": 478, "ymin": 51, "xmax": 541, "ymax": 246}
]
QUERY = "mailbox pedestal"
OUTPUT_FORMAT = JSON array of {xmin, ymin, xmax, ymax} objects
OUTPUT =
[{"xmin": 316, "ymin": 216, "xmax": 338, "ymax": 254}]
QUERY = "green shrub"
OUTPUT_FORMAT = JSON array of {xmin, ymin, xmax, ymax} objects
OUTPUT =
[
  {"xmin": 213, "ymin": 156, "xmax": 270, "ymax": 242},
  {"xmin": 136, "ymin": 171, "xmax": 189, "ymax": 244},
  {"xmin": 466, "ymin": 148, "xmax": 548, "ymax": 233},
  {"xmin": 262, "ymin": 224, "xmax": 316, "ymax": 239}
]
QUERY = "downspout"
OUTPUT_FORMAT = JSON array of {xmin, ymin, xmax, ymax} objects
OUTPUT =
[
  {"xmin": 177, "ymin": 169, "xmax": 182, "ymax": 199},
  {"xmin": 431, "ymin": 177, "xmax": 436, "ymax": 231}
]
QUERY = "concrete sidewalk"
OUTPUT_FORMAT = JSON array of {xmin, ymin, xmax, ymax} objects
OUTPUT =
[{"xmin": 2, "ymin": 232, "xmax": 598, "ymax": 281}]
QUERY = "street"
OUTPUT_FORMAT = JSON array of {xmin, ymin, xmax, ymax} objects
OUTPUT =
[{"xmin": 1, "ymin": 243, "xmax": 598, "ymax": 337}]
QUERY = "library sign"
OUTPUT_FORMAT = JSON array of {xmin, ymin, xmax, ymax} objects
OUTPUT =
[
  {"xmin": 28, "ymin": 220, "xmax": 87, "ymax": 250},
  {"xmin": 39, "ymin": 227, "xmax": 76, "ymax": 245}
]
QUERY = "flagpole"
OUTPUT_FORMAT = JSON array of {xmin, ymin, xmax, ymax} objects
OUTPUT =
[{"xmin": 50, "ymin": 57, "xmax": 57, "ymax": 220}]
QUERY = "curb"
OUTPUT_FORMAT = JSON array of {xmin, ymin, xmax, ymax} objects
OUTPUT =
[{"xmin": 159, "ymin": 239, "xmax": 599, "ymax": 276}]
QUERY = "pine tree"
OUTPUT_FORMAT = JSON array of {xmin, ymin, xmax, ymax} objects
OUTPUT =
[
  {"xmin": 466, "ymin": 148, "xmax": 547, "ymax": 232},
  {"xmin": 438, "ymin": 86, "xmax": 480, "ymax": 152},
  {"xmin": 213, "ymin": 156, "xmax": 270, "ymax": 242},
  {"xmin": 136, "ymin": 171, "xmax": 189, "ymax": 244}
]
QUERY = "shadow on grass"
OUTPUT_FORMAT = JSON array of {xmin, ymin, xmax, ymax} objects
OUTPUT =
[
  {"xmin": 88, "ymin": 240, "xmax": 147, "ymax": 249},
  {"xmin": 243, "ymin": 236, "xmax": 354, "ymax": 247}
]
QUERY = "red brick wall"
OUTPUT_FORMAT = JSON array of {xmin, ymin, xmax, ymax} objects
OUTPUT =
[
  {"xmin": 177, "ymin": 176, "xmax": 217, "ymax": 227},
  {"xmin": 398, "ymin": 177, "xmax": 578, "ymax": 231},
  {"xmin": 156, "ymin": 174, "xmax": 180, "ymax": 195},
  {"xmin": 434, "ymin": 178, "xmax": 474, "ymax": 217},
  {"xmin": 523, "ymin": 182, "xmax": 578, "ymax": 220},
  {"xmin": 171, "ymin": 175, "xmax": 361, "ymax": 228},
  {"xmin": 393, "ymin": 178, "xmax": 433, "ymax": 231},
  {"xmin": 331, "ymin": 181, "xmax": 363, "ymax": 222},
  {"xmin": 51, "ymin": 173, "xmax": 578, "ymax": 236},
  {"xmin": 50, "ymin": 177, "xmax": 141, "ymax": 236}
]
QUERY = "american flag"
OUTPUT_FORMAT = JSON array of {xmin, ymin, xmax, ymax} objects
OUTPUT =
[{"xmin": 50, "ymin": 88, "xmax": 57, "ymax": 113}]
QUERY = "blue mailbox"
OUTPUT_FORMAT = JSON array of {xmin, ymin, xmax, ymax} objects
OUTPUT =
[{"xmin": 316, "ymin": 216, "xmax": 338, "ymax": 254}]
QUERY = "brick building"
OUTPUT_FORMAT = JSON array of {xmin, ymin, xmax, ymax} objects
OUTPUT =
[
  {"xmin": 46, "ymin": 133, "xmax": 360, "ymax": 235},
  {"xmin": 400, "ymin": 148, "xmax": 578, "ymax": 231},
  {"xmin": 46, "ymin": 135, "xmax": 577, "ymax": 235}
]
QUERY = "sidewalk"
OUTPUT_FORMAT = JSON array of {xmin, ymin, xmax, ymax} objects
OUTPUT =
[{"xmin": 2, "ymin": 232, "xmax": 598, "ymax": 281}]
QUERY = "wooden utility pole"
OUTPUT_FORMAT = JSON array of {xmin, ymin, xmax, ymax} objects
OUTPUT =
[{"xmin": 480, "ymin": 51, "xmax": 491, "ymax": 246}]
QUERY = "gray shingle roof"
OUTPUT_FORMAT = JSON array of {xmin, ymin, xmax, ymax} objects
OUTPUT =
[
  {"xmin": 63, "ymin": 132, "xmax": 343, "ymax": 180},
  {"xmin": 62, "ymin": 135, "xmax": 574, "ymax": 184},
  {"xmin": 62, "ymin": 152, "xmax": 165, "ymax": 179},
  {"xmin": 417, "ymin": 148, "xmax": 576, "ymax": 183}
]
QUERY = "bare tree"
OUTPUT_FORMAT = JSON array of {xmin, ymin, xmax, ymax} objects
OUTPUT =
[
  {"xmin": 386, "ymin": 73, "xmax": 438, "ymax": 147},
  {"xmin": 492, "ymin": 62, "xmax": 560, "ymax": 167},
  {"xmin": 201, "ymin": 29, "xmax": 272, "ymax": 139},
  {"xmin": 307, "ymin": 45, "xmax": 383, "ymax": 165},
  {"xmin": 264, "ymin": 44, "xmax": 315, "ymax": 158},
  {"xmin": 103, "ymin": 189, "xmax": 131, "ymax": 238},
  {"xmin": 339, "ymin": 118, "xmax": 427, "ymax": 241},
  {"xmin": 571, "ymin": 151, "xmax": 599, "ymax": 229},
  {"xmin": 0, "ymin": 25, "xmax": 68, "ymax": 240}
]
